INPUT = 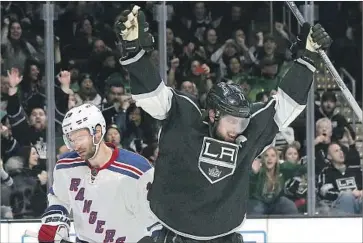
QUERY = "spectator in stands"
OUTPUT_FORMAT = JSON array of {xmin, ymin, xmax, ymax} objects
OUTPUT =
[
  {"xmin": 203, "ymin": 28, "xmax": 220, "ymax": 59},
  {"xmin": 122, "ymin": 104, "xmax": 155, "ymax": 153},
  {"xmin": 1, "ymin": 119, "xmax": 19, "ymax": 162},
  {"xmin": 180, "ymin": 80, "xmax": 198, "ymax": 98},
  {"xmin": 210, "ymin": 39, "xmax": 243, "ymax": 79},
  {"xmin": 282, "ymin": 143, "xmax": 308, "ymax": 213},
  {"xmin": 105, "ymin": 124, "xmax": 122, "ymax": 149},
  {"xmin": 314, "ymin": 118, "xmax": 333, "ymax": 175},
  {"xmin": 182, "ymin": 60, "xmax": 212, "ymax": 106},
  {"xmin": 1, "ymin": 18, "xmax": 40, "ymax": 72},
  {"xmin": 339, "ymin": 126, "xmax": 361, "ymax": 166},
  {"xmin": 248, "ymin": 147, "xmax": 305, "ymax": 215},
  {"xmin": 318, "ymin": 142, "xmax": 362, "ymax": 215},
  {"xmin": 71, "ymin": 15, "xmax": 99, "ymax": 62},
  {"xmin": 101, "ymin": 81, "xmax": 128, "ymax": 126},
  {"xmin": 315, "ymin": 91, "xmax": 355, "ymax": 141},
  {"xmin": 1, "ymin": 71, "xmax": 10, "ymax": 111},
  {"xmin": 1, "ymin": 158, "xmax": 14, "ymax": 219},
  {"xmin": 18, "ymin": 60, "xmax": 45, "ymax": 112},
  {"xmin": 182, "ymin": 2, "xmax": 212, "ymax": 43},
  {"xmin": 74, "ymin": 73, "xmax": 102, "ymax": 108},
  {"xmin": 5, "ymin": 146, "xmax": 47, "ymax": 219}
]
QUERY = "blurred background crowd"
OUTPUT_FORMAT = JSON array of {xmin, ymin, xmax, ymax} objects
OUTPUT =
[{"xmin": 0, "ymin": 1, "xmax": 362, "ymax": 220}]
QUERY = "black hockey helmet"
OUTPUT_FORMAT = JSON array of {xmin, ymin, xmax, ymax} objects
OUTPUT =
[{"xmin": 206, "ymin": 82, "xmax": 251, "ymax": 119}]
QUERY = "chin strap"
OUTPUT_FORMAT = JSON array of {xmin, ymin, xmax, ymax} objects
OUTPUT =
[{"xmin": 88, "ymin": 129, "xmax": 105, "ymax": 160}]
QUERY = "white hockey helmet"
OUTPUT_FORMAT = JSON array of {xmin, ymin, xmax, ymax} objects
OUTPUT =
[{"xmin": 62, "ymin": 103, "xmax": 106, "ymax": 150}]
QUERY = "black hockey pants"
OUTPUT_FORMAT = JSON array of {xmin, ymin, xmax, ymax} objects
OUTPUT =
[{"xmin": 154, "ymin": 228, "xmax": 244, "ymax": 243}]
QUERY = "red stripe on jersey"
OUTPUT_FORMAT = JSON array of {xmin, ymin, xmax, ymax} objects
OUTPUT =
[
  {"xmin": 112, "ymin": 161, "xmax": 143, "ymax": 176},
  {"xmin": 57, "ymin": 157, "xmax": 84, "ymax": 164}
]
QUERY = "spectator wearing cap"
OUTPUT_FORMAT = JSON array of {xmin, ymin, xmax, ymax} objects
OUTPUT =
[
  {"xmin": 315, "ymin": 91, "xmax": 356, "ymax": 141},
  {"xmin": 74, "ymin": 73, "xmax": 102, "ymax": 108},
  {"xmin": 105, "ymin": 124, "xmax": 122, "ymax": 149}
]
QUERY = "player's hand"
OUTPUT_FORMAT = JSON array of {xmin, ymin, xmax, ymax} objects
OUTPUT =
[
  {"xmin": 38, "ymin": 207, "xmax": 70, "ymax": 243},
  {"xmin": 303, "ymin": 23, "xmax": 332, "ymax": 53},
  {"xmin": 297, "ymin": 23, "xmax": 332, "ymax": 54},
  {"xmin": 115, "ymin": 5, "xmax": 155, "ymax": 60}
]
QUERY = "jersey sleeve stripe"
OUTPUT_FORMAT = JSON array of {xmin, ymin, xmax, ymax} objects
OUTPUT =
[
  {"xmin": 107, "ymin": 166, "xmax": 140, "ymax": 179},
  {"xmin": 56, "ymin": 162, "xmax": 87, "ymax": 170},
  {"xmin": 112, "ymin": 161, "xmax": 143, "ymax": 176},
  {"xmin": 57, "ymin": 157, "xmax": 83, "ymax": 164}
]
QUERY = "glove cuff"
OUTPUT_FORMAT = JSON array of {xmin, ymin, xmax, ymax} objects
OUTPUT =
[{"xmin": 301, "ymin": 50, "xmax": 319, "ymax": 68}]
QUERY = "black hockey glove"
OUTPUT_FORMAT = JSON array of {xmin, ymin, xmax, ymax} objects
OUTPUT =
[
  {"xmin": 290, "ymin": 23, "xmax": 332, "ymax": 64},
  {"xmin": 114, "ymin": 5, "xmax": 155, "ymax": 61}
]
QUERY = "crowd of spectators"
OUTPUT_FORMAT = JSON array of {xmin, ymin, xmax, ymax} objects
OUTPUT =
[{"xmin": 1, "ymin": 1, "xmax": 362, "ymax": 219}]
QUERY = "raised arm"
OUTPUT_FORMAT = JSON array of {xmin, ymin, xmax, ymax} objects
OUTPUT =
[
  {"xmin": 273, "ymin": 23, "xmax": 332, "ymax": 130},
  {"xmin": 121, "ymin": 51, "xmax": 173, "ymax": 120},
  {"xmin": 116, "ymin": 6, "xmax": 173, "ymax": 120}
]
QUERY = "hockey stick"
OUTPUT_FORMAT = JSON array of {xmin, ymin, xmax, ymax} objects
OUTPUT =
[
  {"xmin": 24, "ymin": 229, "xmax": 74, "ymax": 243},
  {"xmin": 285, "ymin": 1, "xmax": 363, "ymax": 122}
]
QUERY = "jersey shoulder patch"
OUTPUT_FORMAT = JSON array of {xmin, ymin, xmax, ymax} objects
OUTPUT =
[
  {"xmin": 56, "ymin": 151, "xmax": 87, "ymax": 170},
  {"xmin": 108, "ymin": 149, "xmax": 152, "ymax": 179}
]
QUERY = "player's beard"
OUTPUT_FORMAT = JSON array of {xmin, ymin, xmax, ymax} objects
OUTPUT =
[{"xmin": 81, "ymin": 144, "xmax": 97, "ymax": 161}]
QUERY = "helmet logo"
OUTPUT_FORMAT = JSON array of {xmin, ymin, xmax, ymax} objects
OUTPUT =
[{"xmin": 65, "ymin": 112, "xmax": 73, "ymax": 118}]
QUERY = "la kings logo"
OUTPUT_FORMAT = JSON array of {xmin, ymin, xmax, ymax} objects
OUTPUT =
[
  {"xmin": 198, "ymin": 137, "xmax": 239, "ymax": 184},
  {"xmin": 336, "ymin": 177, "xmax": 357, "ymax": 191}
]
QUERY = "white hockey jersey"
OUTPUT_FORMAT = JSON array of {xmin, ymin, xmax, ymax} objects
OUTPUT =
[{"xmin": 48, "ymin": 143, "xmax": 159, "ymax": 243}]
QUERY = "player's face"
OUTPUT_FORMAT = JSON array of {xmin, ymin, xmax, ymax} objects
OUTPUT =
[
  {"xmin": 67, "ymin": 128, "xmax": 96, "ymax": 160},
  {"xmin": 216, "ymin": 114, "xmax": 250, "ymax": 143}
]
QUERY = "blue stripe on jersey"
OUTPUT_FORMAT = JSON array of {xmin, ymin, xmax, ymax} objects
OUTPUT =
[
  {"xmin": 56, "ymin": 162, "xmax": 87, "ymax": 170},
  {"xmin": 58, "ymin": 151, "xmax": 79, "ymax": 160},
  {"xmin": 118, "ymin": 149, "xmax": 152, "ymax": 173},
  {"xmin": 43, "ymin": 205, "xmax": 69, "ymax": 216},
  {"xmin": 107, "ymin": 166, "xmax": 140, "ymax": 179}
]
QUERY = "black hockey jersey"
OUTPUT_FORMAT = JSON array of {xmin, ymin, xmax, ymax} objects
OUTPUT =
[
  {"xmin": 318, "ymin": 165, "xmax": 362, "ymax": 201},
  {"xmin": 122, "ymin": 50, "xmax": 315, "ymax": 240}
]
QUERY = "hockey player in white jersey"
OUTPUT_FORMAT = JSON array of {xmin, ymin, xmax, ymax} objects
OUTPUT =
[{"xmin": 38, "ymin": 103, "xmax": 159, "ymax": 243}]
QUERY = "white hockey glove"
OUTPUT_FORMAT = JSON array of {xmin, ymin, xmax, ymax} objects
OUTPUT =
[
  {"xmin": 38, "ymin": 206, "xmax": 70, "ymax": 243},
  {"xmin": 114, "ymin": 5, "xmax": 155, "ymax": 60}
]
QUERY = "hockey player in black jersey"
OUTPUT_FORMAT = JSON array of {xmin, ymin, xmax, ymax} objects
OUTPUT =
[{"xmin": 115, "ymin": 5, "xmax": 332, "ymax": 243}]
